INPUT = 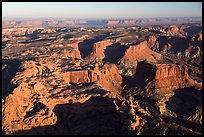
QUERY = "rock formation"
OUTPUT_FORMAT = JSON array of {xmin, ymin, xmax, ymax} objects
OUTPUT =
[
  {"xmin": 119, "ymin": 41, "xmax": 162, "ymax": 68},
  {"xmin": 147, "ymin": 35, "xmax": 157, "ymax": 48},
  {"xmin": 145, "ymin": 64, "xmax": 199, "ymax": 94},
  {"xmin": 125, "ymin": 61, "xmax": 201, "ymax": 98},
  {"xmin": 107, "ymin": 20, "xmax": 120, "ymax": 26},
  {"xmin": 168, "ymin": 25, "xmax": 180, "ymax": 36},
  {"xmin": 88, "ymin": 39, "xmax": 113, "ymax": 62},
  {"xmin": 62, "ymin": 42, "xmax": 81, "ymax": 59},
  {"xmin": 2, "ymin": 17, "xmax": 202, "ymax": 28},
  {"xmin": 2, "ymin": 22, "xmax": 202, "ymax": 135},
  {"xmin": 2, "ymin": 55, "xmax": 123, "ymax": 135},
  {"xmin": 62, "ymin": 63, "xmax": 122, "ymax": 94},
  {"xmin": 198, "ymin": 32, "xmax": 202, "ymax": 41}
]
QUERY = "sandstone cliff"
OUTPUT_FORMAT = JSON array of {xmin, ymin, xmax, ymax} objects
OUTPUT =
[
  {"xmin": 2, "ymin": 56, "xmax": 123, "ymax": 134},
  {"xmin": 119, "ymin": 41, "xmax": 162, "ymax": 68},
  {"xmin": 87, "ymin": 39, "xmax": 113, "ymax": 62},
  {"xmin": 62, "ymin": 63, "xmax": 122, "ymax": 94},
  {"xmin": 61, "ymin": 42, "xmax": 81, "ymax": 59},
  {"xmin": 148, "ymin": 36, "xmax": 157, "ymax": 48},
  {"xmin": 153, "ymin": 34, "xmax": 202, "ymax": 57},
  {"xmin": 133, "ymin": 61, "xmax": 201, "ymax": 96},
  {"xmin": 107, "ymin": 20, "xmax": 120, "ymax": 26}
]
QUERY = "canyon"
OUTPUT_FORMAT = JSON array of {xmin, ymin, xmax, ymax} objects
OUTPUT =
[{"xmin": 2, "ymin": 22, "xmax": 202, "ymax": 135}]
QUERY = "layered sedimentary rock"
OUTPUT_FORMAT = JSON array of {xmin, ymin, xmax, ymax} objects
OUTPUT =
[
  {"xmin": 122, "ymin": 60, "xmax": 202, "ymax": 132},
  {"xmin": 2, "ymin": 17, "xmax": 202, "ymax": 28},
  {"xmin": 154, "ymin": 35, "xmax": 202, "ymax": 57},
  {"xmin": 148, "ymin": 36, "xmax": 157, "ymax": 48},
  {"xmin": 107, "ymin": 20, "xmax": 120, "ymax": 26},
  {"xmin": 2, "ymin": 82, "xmax": 57, "ymax": 135},
  {"xmin": 2, "ymin": 55, "xmax": 122, "ymax": 135},
  {"xmin": 61, "ymin": 42, "xmax": 81, "ymax": 59},
  {"xmin": 134, "ymin": 61, "xmax": 201, "ymax": 96},
  {"xmin": 62, "ymin": 63, "xmax": 122, "ymax": 94},
  {"xmin": 119, "ymin": 41, "xmax": 162, "ymax": 68},
  {"xmin": 88, "ymin": 39, "xmax": 113, "ymax": 62},
  {"xmin": 107, "ymin": 20, "xmax": 136, "ymax": 26},
  {"xmin": 2, "ymin": 27, "xmax": 41, "ymax": 37},
  {"xmin": 2, "ymin": 22, "xmax": 202, "ymax": 135}
]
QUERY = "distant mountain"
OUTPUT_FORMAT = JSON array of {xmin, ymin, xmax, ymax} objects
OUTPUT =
[{"xmin": 2, "ymin": 17, "xmax": 202, "ymax": 27}]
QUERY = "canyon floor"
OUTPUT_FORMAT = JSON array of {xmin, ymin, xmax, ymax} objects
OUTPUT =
[{"xmin": 2, "ymin": 23, "xmax": 202, "ymax": 135}]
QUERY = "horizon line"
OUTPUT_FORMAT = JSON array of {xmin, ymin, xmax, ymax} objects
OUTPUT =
[{"xmin": 2, "ymin": 16, "xmax": 202, "ymax": 20}]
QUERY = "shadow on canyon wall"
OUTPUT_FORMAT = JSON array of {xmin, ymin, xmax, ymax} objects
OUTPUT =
[
  {"xmin": 2, "ymin": 59, "xmax": 22, "ymax": 99},
  {"xmin": 13, "ymin": 96, "xmax": 135, "ymax": 135}
]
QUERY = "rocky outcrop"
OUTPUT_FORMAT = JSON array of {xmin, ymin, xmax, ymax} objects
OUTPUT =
[
  {"xmin": 97, "ymin": 63, "xmax": 122, "ymax": 94},
  {"xmin": 107, "ymin": 20, "xmax": 120, "ymax": 26},
  {"xmin": 2, "ymin": 22, "xmax": 202, "ymax": 135},
  {"xmin": 119, "ymin": 41, "xmax": 162, "ymax": 68},
  {"xmin": 2, "ymin": 56, "xmax": 122, "ymax": 135},
  {"xmin": 153, "ymin": 35, "xmax": 202, "ymax": 61},
  {"xmin": 62, "ymin": 63, "xmax": 122, "ymax": 94},
  {"xmin": 182, "ymin": 25, "xmax": 202, "ymax": 37},
  {"xmin": 2, "ymin": 82, "xmax": 57, "ymax": 135},
  {"xmin": 123, "ymin": 60, "xmax": 201, "ymax": 97},
  {"xmin": 198, "ymin": 32, "xmax": 202, "ymax": 41},
  {"xmin": 146, "ymin": 64, "xmax": 191, "ymax": 92},
  {"xmin": 134, "ymin": 61, "xmax": 201, "ymax": 96},
  {"xmin": 168, "ymin": 25, "xmax": 180, "ymax": 36},
  {"xmin": 50, "ymin": 96, "xmax": 125, "ymax": 135},
  {"xmin": 107, "ymin": 20, "xmax": 136, "ymax": 26},
  {"xmin": 88, "ymin": 39, "xmax": 113, "ymax": 62},
  {"xmin": 185, "ymin": 44, "xmax": 201, "ymax": 58},
  {"xmin": 147, "ymin": 36, "xmax": 157, "ymax": 48},
  {"xmin": 61, "ymin": 42, "xmax": 81, "ymax": 59},
  {"xmin": 121, "ymin": 60, "xmax": 202, "ymax": 135},
  {"xmin": 153, "ymin": 36, "xmax": 189, "ymax": 54}
]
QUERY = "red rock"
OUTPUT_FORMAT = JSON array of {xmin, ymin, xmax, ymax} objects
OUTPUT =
[
  {"xmin": 198, "ymin": 32, "xmax": 202, "ymax": 41},
  {"xmin": 62, "ymin": 63, "xmax": 122, "ymax": 94},
  {"xmin": 134, "ymin": 61, "xmax": 201, "ymax": 95},
  {"xmin": 88, "ymin": 39, "xmax": 113, "ymax": 62},
  {"xmin": 119, "ymin": 41, "xmax": 161, "ymax": 67},
  {"xmin": 148, "ymin": 36, "xmax": 157, "ymax": 48},
  {"xmin": 169, "ymin": 25, "xmax": 180, "ymax": 35},
  {"xmin": 107, "ymin": 20, "xmax": 120, "ymax": 26},
  {"xmin": 61, "ymin": 42, "xmax": 81, "ymax": 59}
]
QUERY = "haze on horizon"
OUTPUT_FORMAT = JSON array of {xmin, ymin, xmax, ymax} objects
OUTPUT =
[{"xmin": 2, "ymin": 2, "xmax": 202, "ymax": 19}]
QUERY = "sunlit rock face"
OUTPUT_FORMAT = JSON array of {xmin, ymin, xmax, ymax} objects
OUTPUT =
[
  {"xmin": 2, "ymin": 22, "xmax": 202, "ymax": 135},
  {"xmin": 119, "ymin": 41, "xmax": 162, "ymax": 68}
]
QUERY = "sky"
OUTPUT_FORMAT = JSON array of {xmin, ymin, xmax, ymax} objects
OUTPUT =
[{"xmin": 2, "ymin": 2, "xmax": 202, "ymax": 19}]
